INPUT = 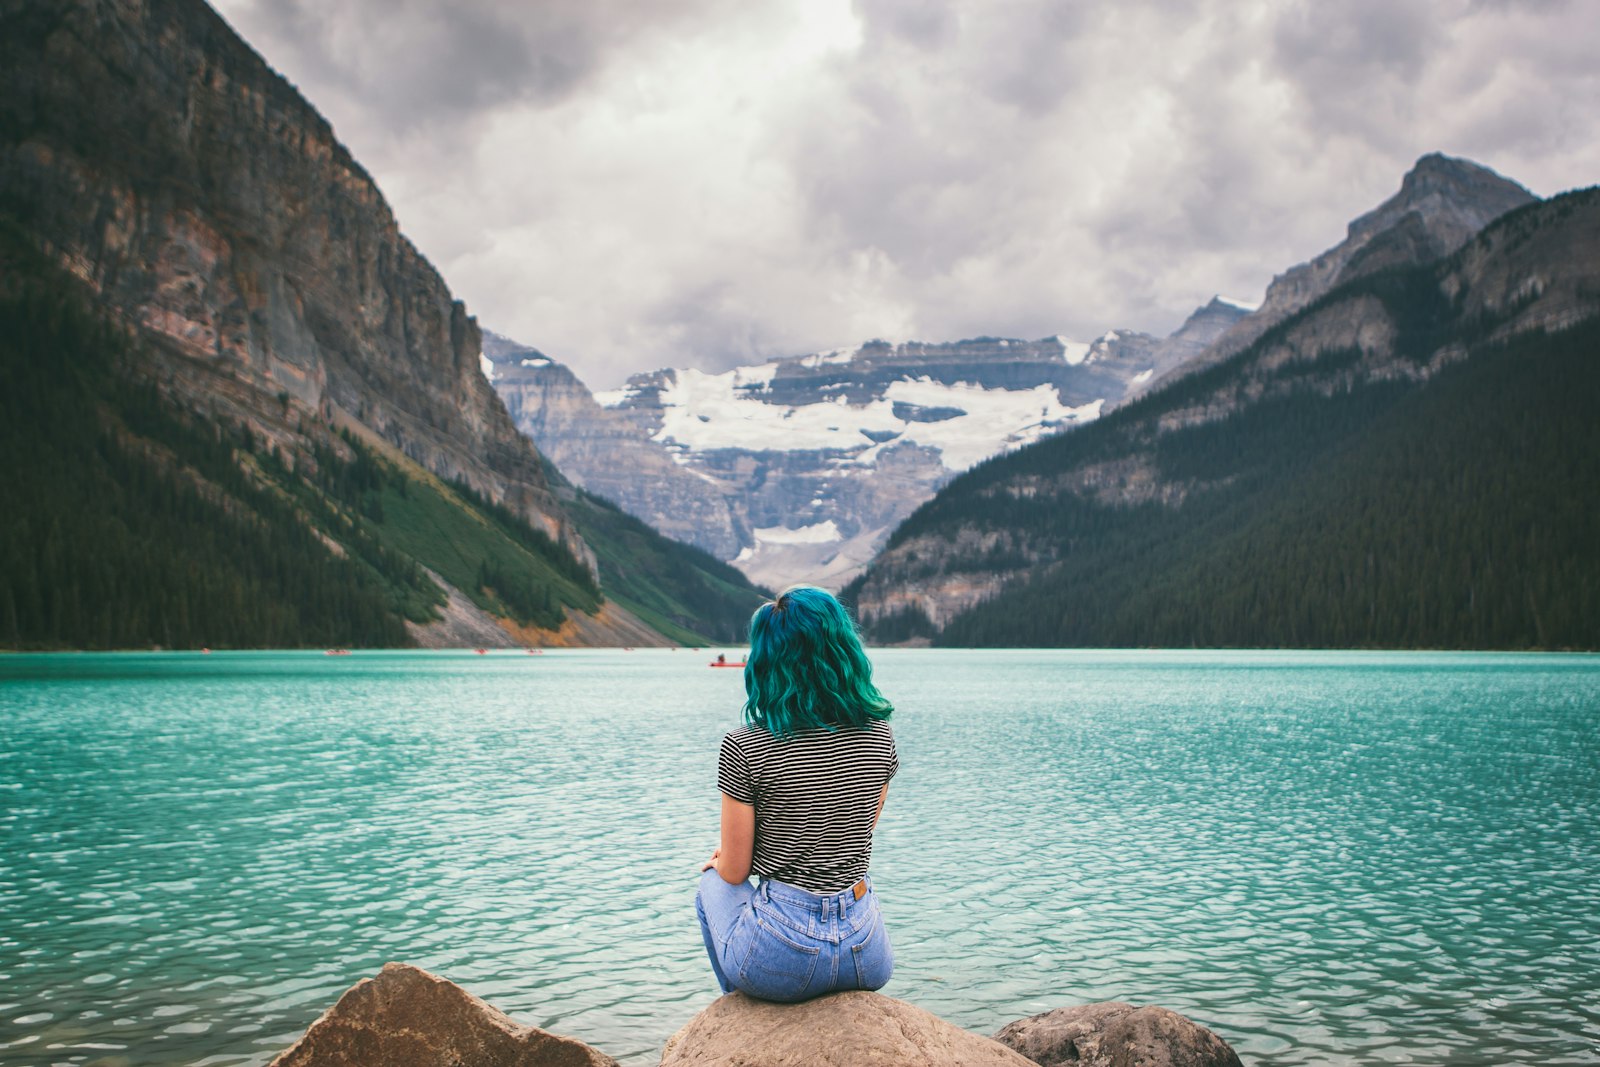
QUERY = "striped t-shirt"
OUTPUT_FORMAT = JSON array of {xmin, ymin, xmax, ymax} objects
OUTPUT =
[{"xmin": 717, "ymin": 720, "xmax": 899, "ymax": 894}]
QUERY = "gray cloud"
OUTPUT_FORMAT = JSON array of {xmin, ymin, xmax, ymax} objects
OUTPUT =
[
  {"xmin": 212, "ymin": 0, "xmax": 1600, "ymax": 387},
  {"xmin": 219, "ymin": 0, "xmax": 746, "ymax": 135}
]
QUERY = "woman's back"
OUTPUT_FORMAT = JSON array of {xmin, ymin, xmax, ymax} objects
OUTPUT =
[
  {"xmin": 719, "ymin": 721, "xmax": 898, "ymax": 894},
  {"xmin": 695, "ymin": 585, "xmax": 899, "ymax": 1002}
]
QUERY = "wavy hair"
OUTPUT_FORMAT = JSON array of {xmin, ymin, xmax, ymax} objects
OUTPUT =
[{"xmin": 743, "ymin": 585, "xmax": 893, "ymax": 737}]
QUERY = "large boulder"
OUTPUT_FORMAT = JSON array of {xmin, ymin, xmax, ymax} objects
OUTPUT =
[
  {"xmin": 993, "ymin": 1001, "xmax": 1242, "ymax": 1067},
  {"xmin": 268, "ymin": 962, "xmax": 618, "ymax": 1067},
  {"xmin": 660, "ymin": 991, "xmax": 1037, "ymax": 1066}
]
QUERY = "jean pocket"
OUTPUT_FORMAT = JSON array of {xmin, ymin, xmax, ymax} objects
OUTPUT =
[
  {"xmin": 737, "ymin": 915, "xmax": 822, "ymax": 1001},
  {"xmin": 848, "ymin": 912, "xmax": 893, "ymax": 992}
]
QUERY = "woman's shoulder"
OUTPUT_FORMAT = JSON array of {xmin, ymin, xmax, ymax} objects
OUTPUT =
[
  {"xmin": 724, "ymin": 723, "xmax": 776, "ymax": 750},
  {"xmin": 857, "ymin": 718, "xmax": 895, "ymax": 743},
  {"xmin": 726, "ymin": 720, "xmax": 892, "ymax": 749}
]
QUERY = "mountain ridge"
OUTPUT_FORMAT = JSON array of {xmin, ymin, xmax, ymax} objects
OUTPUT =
[
  {"xmin": 489, "ymin": 299, "xmax": 1249, "ymax": 590},
  {"xmin": 845, "ymin": 183, "xmax": 1600, "ymax": 650},
  {"xmin": 1149, "ymin": 153, "xmax": 1537, "ymax": 390}
]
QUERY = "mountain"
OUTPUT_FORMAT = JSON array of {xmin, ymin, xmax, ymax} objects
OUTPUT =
[
  {"xmin": 490, "ymin": 303, "xmax": 1248, "ymax": 591},
  {"xmin": 844, "ymin": 183, "xmax": 1600, "ymax": 650},
  {"xmin": 483, "ymin": 330, "xmax": 746, "ymax": 559},
  {"xmin": 1153, "ymin": 153, "xmax": 1536, "ymax": 387},
  {"xmin": 0, "ymin": 0, "xmax": 765, "ymax": 648}
]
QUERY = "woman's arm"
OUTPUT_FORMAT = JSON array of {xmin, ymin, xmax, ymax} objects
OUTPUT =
[
  {"xmin": 701, "ymin": 794, "xmax": 755, "ymax": 884},
  {"xmin": 873, "ymin": 783, "xmax": 889, "ymax": 829}
]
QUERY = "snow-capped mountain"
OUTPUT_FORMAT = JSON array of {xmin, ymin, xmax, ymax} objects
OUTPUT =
[{"xmin": 488, "ymin": 300, "xmax": 1246, "ymax": 590}]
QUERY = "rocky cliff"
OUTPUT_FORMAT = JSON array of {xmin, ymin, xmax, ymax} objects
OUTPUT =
[
  {"xmin": 484, "ymin": 331, "xmax": 747, "ymax": 559},
  {"xmin": 0, "ymin": 0, "xmax": 585, "ymax": 554}
]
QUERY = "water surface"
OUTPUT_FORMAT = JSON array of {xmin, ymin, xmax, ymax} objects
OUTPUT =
[{"xmin": 1, "ymin": 649, "xmax": 1597, "ymax": 1065}]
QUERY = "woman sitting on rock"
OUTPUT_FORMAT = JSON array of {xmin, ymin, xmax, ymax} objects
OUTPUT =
[{"xmin": 696, "ymin": 585, "xmax": 898, "ymax": 1002}]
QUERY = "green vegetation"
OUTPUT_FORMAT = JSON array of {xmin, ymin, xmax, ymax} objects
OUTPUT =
[
  {"xmin": 863, "ymin": 604, "xmax": 937, "ymax": 644},
  {"xmin": 0, "ymin": 250, "xmax": 768, "ymax": 650},
  {"xmin": 352, "ymin": 459, "xmax": 599, "ymax": 632},
  {"xmin": 927, "ymin": 319, "xmax": 1600, "ymax": 648},
  {"xmin": 0, "ymin": 281, "xmax": 409, "ymax": 649},
  {"xmin": 559, "ymin": 478, "xmax": 769, "ymax": 645}
]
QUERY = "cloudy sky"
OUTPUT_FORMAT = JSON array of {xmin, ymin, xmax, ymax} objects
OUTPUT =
[{"xmin": 212, "ymin": 0, "xmax": 1600, "ymax": 388}]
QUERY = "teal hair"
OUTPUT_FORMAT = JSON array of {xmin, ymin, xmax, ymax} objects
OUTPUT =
[{"xmin": 743, "ymin": 585, "xmax": 893, "ymax": 737}]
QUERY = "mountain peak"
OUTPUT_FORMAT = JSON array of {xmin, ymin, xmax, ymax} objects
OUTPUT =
[
  {"xmin": 1404, "ymin": 151, "xmax": 1517, "ymax": 189},
  {"xmin": 1349, "ymin": 153, "xmax": 1536, "ymax": 244}
]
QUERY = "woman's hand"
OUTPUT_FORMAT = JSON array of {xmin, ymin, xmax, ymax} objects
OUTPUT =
[{"xmin": 701, "ymin": 847, "xmax": 721, "ymax": 872}]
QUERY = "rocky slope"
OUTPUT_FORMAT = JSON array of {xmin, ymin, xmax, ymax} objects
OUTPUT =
[
  {"xmin": 0, "ymin": 0, "xmax": 765, "ymax": 647},
  {"xmin": 492, "ymin": 302, "xmax": 1246, "ymax": 591},
  {"xmin": 846, "ymin": 184, "xmax": 1600, "ymax": 650},
  {"xmin": 484, "ymin": 330, "xmax": 746, "ymax": 559},
  {"xmin": 1155, "ymin": 153, "xmax": 1536, "ymax": 386}
]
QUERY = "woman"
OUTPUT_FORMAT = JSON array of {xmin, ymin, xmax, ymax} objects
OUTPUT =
[{"xmin": 695, "ymin": 585, "xmax": 898, "ymax": 1002}]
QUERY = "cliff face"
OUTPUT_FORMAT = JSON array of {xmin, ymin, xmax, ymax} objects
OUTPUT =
[
  {"xmin": 483, "ymin": 331, "xmax": 746, "ymax": 559},
  {"xmin": 0, "ymin": 0, "xmax": 578, "ymax": 557}
]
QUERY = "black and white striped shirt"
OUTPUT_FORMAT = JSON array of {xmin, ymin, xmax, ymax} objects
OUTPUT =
[{"xmin": 717, "ymin": 720, "xmax": 899, "ymax": 893}]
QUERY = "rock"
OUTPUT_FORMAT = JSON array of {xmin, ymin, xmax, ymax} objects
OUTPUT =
[
  {"xmin": 268, "ymin": 962, "xmax": 617, "ymax": 1067},
  {"xmin": 659, "ymin": 990, "xmax": 1037, "ymax": 1067},
  {"xmin": 993, "ymin": 1001, "xmax": 1243, "ymax": 1067}
]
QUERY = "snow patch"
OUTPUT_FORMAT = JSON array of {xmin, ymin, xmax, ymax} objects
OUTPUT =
[
  {"xmin": 1131, "ymin": 368, "xmax": 1154, "ymax": 385},
  {"xmin": 733, "ymin": 361, "xmax": 780, "ymax": 389},
  {"xmin": 753, "ymin": 520, "xmax": 842, "ymax": 545},
  {"xmin": 1054, "ymin": 335, "xmax": 1090, "ymax": 366},
  {"xmin": 799, "ymin": 347, "xmax": 857, "ymax": 369},
  {"xmin": 479, "ymin": 352, "xmax": 496, "ymax": 382},
  {"xmin": 520, "ymin": 357, "xmax": 552, "ymax": 368},
  {"xmin": 651, "ymin": 368, "xmax": 1108, "ymax": 472},
  {"xmin": 592, "ymin": 388, "xmax": 631, "ymax": 408}
]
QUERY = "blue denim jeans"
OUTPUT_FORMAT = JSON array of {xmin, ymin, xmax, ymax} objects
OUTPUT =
[{"xmin": 695, "ymin": 869, "xmax": 894, "ymax": 1002}]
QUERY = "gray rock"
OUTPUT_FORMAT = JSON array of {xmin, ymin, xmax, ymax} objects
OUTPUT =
[
  {"xmin": 661, "ymin": 990, "xmax": 1037, "ymax": 1067},
  {"xmin": 993, "ymin": 1001, "xmax": 1243, "ymax": 1067},
  {"xmin": 268, "ymin": 962, "xmax": 618, "ymax": 1067}
]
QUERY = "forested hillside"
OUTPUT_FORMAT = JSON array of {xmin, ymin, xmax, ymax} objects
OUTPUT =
[
  {"xmin": 848, "ymin": 189, "xmax": 1600, "ymax": 650},
  {"xmin": 0, "ymin": 254, "xmax": 765, "ymax": 650},
  {"xmin": 556, "ymin": 479, "xmax": 771, "ymax": 645}
]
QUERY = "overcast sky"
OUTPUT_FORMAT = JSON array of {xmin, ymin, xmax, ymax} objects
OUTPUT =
[{"xmin": 212, "ymin": 0, "xmax": 1600, "ymax": 388}]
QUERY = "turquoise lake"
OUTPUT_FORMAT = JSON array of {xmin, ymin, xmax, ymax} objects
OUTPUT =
[{"xmin": 1, "ymin": 649, "xmax": 1597, "ymax": 1066}]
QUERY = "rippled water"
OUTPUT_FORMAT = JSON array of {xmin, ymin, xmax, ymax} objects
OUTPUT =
[{"xmin": 2, "ymin": 649, "xmax": 1598, "ymax": 1066}]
